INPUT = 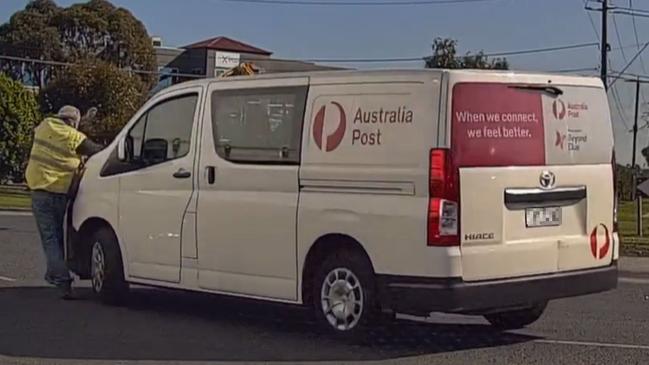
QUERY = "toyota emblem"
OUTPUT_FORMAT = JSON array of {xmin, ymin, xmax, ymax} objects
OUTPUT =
[{"xmin": 539, "ymin": 171, "xmax": 556, "ymax": 190}]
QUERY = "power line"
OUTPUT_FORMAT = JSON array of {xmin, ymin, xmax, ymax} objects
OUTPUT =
[
  {"xmin": 609, "ymin": 41, "xmax": 649, "ymax": 88},
  {"xmin": 307, "ymin": 42, "xmax": 599, "ymax": 62},
  {"xmin": 611, "ymin": 82, "xmax": 632, "ymax": 130},
  {"xmin": 216, "ymin": 0, "xmax": 498, "ymax": 5},
  {"xmin": 612, "ymin": 14, "xmax": 629, "ymax": 63},
  {"xmin": 611, "ymin": 9, "xmax": 649, "ymax": 18},
  {"xmin": 629, "ymin": 0, "xmax": 648, "ymax": 75},
  {"xmin": 0, "ymin": 54, "xmax": 205, "ymax": 79},
  {"xmin": 0, "ymin": 41, "xmax": 599, "ymax": 65},
  {"xmin": 608, "ymin": 57, "xmax": 633, "ymax": 130},
  {"xmin": 547, "ymin": 67, "xmax": 598, "ymax": 73},
  {"xmin": 611, "ymin": 70, "xmax": 649, "ymax": 80},
  {"xmin": 612, "ymin": 5, "xmax": 649, "ymax": 15},
  {"xmin": 584, "ymin": 0, "xmax": 609, "ymax": 88},
  {"xmin": 583, "ymin": 0, "xmax": 600, "ymax": 40},
  {"xmin": 611, "ymin": 11, "xmax": 648, "ymax": 104}
]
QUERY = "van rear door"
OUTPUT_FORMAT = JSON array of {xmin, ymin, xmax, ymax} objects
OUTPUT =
[{"xmin": 450, "ymin": 78, "xmax": 614, "ymax": 281}]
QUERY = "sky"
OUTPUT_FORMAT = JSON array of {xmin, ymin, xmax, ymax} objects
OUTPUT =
[{"xmin": 1, "ymin": 0, "xmax": 648, "ymax": 164}]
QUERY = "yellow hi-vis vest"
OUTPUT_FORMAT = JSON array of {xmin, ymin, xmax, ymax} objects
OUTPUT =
[{"xmin": 25, "ymin": 117, "xmax": 87, "ymax": 194}]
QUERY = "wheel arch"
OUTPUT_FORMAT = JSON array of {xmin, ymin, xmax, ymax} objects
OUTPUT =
[
  {"xmin": 72, "ymin": 217, "xmax": 127, "ymax": 279},
  {"xmin": 300, "ymin": 233, "xmax": 375, "ymax": 307}
]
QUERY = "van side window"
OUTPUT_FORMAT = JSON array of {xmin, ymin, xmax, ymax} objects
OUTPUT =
[
  {"xmin": 100, "ymin": 93, "xmax": 198, "ymax": 176},
  {"xmin": 210, "ymin": 86, "xmax": 307, "ymax": 164}
]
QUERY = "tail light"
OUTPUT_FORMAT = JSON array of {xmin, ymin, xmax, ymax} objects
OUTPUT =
[
  {"xmin": 428, "ymin": 149, "xmax": 460, "ymax": 246},
  {"xmin": 612, "ymin": 150, "xmax": 618, "ymax": 233}
]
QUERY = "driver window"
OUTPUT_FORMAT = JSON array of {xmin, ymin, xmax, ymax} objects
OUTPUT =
[
  {"xmin": 100, "ymin": 93, "xmax": 199, "ymax": 177},
  {"xmin": 128, "ymin": 93, "xmax": 198, "ymax": 166},
  {"xmin": 143, "ymin": 94, "xmax": 197, "ymax": 163}
]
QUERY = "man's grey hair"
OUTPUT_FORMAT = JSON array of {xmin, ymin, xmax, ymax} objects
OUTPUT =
[{"xmin": 56, "ymin": 105, "xmax": 81, "ymax": 128}]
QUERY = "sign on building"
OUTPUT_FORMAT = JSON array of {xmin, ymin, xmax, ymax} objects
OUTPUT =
[{"xmin": 215, "ymin": 51, "xmax": 240, "ymax": 70}]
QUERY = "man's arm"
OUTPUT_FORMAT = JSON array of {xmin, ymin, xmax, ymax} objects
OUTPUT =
[{"xmin": 75, "ymin": 138, "xmax": 104, "ymax": 157}]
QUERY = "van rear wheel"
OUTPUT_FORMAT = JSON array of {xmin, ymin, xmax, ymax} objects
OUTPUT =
[
  {"xmin": 484, "ymin": 302, "xmax": 547, "ymax": 330},
  {"xmin": 90, "ymin": 227, "xmax": 129, "ymax": 304},
  {"xmin": 312, "ymin": 250, "xmax": 377, "ymax": 336}
]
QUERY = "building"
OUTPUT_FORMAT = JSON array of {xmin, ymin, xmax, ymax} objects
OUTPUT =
[{"xmin": 153, "ymin": 36, "xmax": 341, "ymax": 92}]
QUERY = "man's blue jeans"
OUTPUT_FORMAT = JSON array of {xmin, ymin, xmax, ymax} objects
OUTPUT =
[{"xmin": 31, "ymin": 190, "xmax": 72, "ymax": 286}]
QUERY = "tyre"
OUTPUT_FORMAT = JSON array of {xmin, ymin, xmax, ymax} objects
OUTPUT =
[
  {"xmin": 312, "ymin": 249, "xmax": 378, "ymax": 337},
  {"xmin": 484, "ymin": 302, "xmax": 547, "ymax": 330},
  {"xmin": 90, "ymin": 227, "xmax": 129, "ymax": 304}
]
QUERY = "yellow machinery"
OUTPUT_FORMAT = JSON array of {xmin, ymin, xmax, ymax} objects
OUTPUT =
[{"xmin": 220, "ymin": 62, "xmax": 259, "ymax": 78}]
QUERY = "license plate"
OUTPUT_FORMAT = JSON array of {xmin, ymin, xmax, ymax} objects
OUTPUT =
[{"xmin": 526, "ymin": 207, "xmax": 561, "ymax": 227}]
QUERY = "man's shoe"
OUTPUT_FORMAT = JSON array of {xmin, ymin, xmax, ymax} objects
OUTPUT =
[{"xmin": 59, "ymin": 282, "xmax": 76, "ymax": 300}]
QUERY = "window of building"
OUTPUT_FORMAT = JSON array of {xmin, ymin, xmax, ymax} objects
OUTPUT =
[{"xmin": 210, "ymin": 86, "xmax": 307, "ymax": 164}]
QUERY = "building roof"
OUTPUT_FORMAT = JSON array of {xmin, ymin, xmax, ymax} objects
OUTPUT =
[{"xmin": 183, "ymin": 36, "xmax": 272, "ymax": 56}]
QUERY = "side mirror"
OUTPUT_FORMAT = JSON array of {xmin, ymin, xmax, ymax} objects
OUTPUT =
[{"xmin": 117, "ymin": 138, "xmax": 127, "ymax": 161}]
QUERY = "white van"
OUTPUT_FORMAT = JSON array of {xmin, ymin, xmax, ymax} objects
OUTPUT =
[{"xmin": 67, "ymin": 69, "xmax": 618, "ymax": 335}]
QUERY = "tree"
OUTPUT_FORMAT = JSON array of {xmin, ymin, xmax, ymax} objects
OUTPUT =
[
  {"xmin": 0, "ymin": 73, "xmax": 41, "ymax": 183},
  {"xmin": 0, "ymin": 0, "xmax": 156, "ymax": 89},
  {"xmin": 0, "ymin": 0, "xmax": 157, "ymax": 140},
  {"xmin": 39, "ymin": 59, "xmax": 147, "ymax": 143},
  {"xmin": 642, "ymin": 146, "xmax": 649, "ymax": 169},
  {"xmin": 53, "ymin": 0, "xmax": 156, "ymax": 88},
  {"xmin": 0, "ymin": 0, "xmax": 63, "ymax": 88},
  {"xmin": 426, "ymin": 37, "xmax": 509, "ymax": 70}
]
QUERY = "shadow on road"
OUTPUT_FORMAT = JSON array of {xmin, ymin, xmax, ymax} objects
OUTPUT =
[{"xmin": 0, "ymin": 286, "xmax": 539, "ymax": 362}]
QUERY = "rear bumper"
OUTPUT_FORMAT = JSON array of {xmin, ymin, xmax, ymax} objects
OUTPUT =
[{"xmin": 377, "ymin": 262, "xmax": 618, "ymax": 316}]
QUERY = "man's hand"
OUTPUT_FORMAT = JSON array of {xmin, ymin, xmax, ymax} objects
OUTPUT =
[
  {"xmin": 81, "ymin": 107, "xmax": 98, "ymax": 123},
  {"xmin": 76, "ymin": 138, "xmax": 104, "ymax": 157}
]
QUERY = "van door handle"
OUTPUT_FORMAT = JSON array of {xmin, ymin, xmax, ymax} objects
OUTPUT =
[
  {"xmin": 173, "ymin": 168, "xmax": 191, "ymax": 179},
  {"xmin": 206, "ymin": 166, "xmax": 216, "ymax": 184}
]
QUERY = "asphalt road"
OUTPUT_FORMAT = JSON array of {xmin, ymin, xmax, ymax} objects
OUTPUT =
[{"xmin": 1, "ymin": 213, "xmax": 649, "ymax": 365}]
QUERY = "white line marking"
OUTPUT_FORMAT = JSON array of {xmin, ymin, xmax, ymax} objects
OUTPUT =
[
  {"xmin": 535, "ymin": 339, "xmax": 649, "ymax": 350},
  {"xmin": 0, "ymin": 276, "xmax": 16, "ymax": 282},
  {"xmin": 619, "ymin": 277, "xmax": 649, "ymax": 285},
  {"xmin": 0, "ymin": 211, "xmax": 32, "ymax": 217}
]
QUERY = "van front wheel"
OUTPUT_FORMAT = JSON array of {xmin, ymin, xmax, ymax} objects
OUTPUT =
[
  {"xmin": 484, "ymin": 302, "xmax": 547, "ymax": 330},
  {"xmin": 312, "ymin": 250, "xmax": 377, "ymax": 336},
  {"xmin": 90, "ymin": 228, "xmax": 129, "ymax": 304}
]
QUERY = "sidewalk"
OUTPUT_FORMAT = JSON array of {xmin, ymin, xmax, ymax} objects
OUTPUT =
[{"xmin": 619, "ymin": 256, "xmax": 649, "ymax": 275}]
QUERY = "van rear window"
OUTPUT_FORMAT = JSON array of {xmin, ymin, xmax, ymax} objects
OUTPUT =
[
  {"xmin": 450, "ymin": 82, "xmax": 612, "ymax": 167},
  {"xmin": 451, "ymin": 83, "xmax": 546, "ymax": 168}
]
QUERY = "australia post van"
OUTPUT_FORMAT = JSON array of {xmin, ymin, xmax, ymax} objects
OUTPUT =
[{"xmin": 66, "ymin": 69, "xmax": 618, "ymax": 335}]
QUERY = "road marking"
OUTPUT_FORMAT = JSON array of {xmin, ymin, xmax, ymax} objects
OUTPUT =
[
  {"xmin": 619, "ymin": 277, "xmax": 649, "ymax": 285},
  {"xmin": 535, "ymin": 339, "xmax": 649, "ymax": 350},
  {"xmin": 0, "ymin": 211, "xmax": 32, "ymax": 217},
  {"xmin": 0, "ymin": 275, "xmax": 16, "ymax": 282}
]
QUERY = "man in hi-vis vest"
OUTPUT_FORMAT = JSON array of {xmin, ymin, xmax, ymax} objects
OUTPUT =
[{"xmin": 25, "ymin": 106, "xmax": 103, "ymax": 299}]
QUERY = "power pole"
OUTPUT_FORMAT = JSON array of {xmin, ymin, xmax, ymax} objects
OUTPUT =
[
  {"xmin": 632, "ymin": 77, "xmax": 640, "ymax": 173},
  {"xmin": 601, "ymin": 0, "xmax": 608, "ymax": 89}
]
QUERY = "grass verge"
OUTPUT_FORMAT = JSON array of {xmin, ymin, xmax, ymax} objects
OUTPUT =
[
  {"xmin": 618, "ymin": 201, "xmax": 649, "ymax": 257},
  {"xmin": 0, "ymin": 185, "xmax": 31, "ymax": 210}
]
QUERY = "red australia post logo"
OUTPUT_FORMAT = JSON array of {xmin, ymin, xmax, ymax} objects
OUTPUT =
[
  {"xmin": 589, "ymin": 224, "xmax": 611, "ymax": 260},
  {"xmin": 555, "ymin": 131, "xmax": 566, "ymax": 150},
  {"xmin": 312, "ymin": 101, "xmax": 346, "ymax": 152},
  {"xmin": 552, "ymin": 99, "xmax": 566, "ymax": 120}
]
